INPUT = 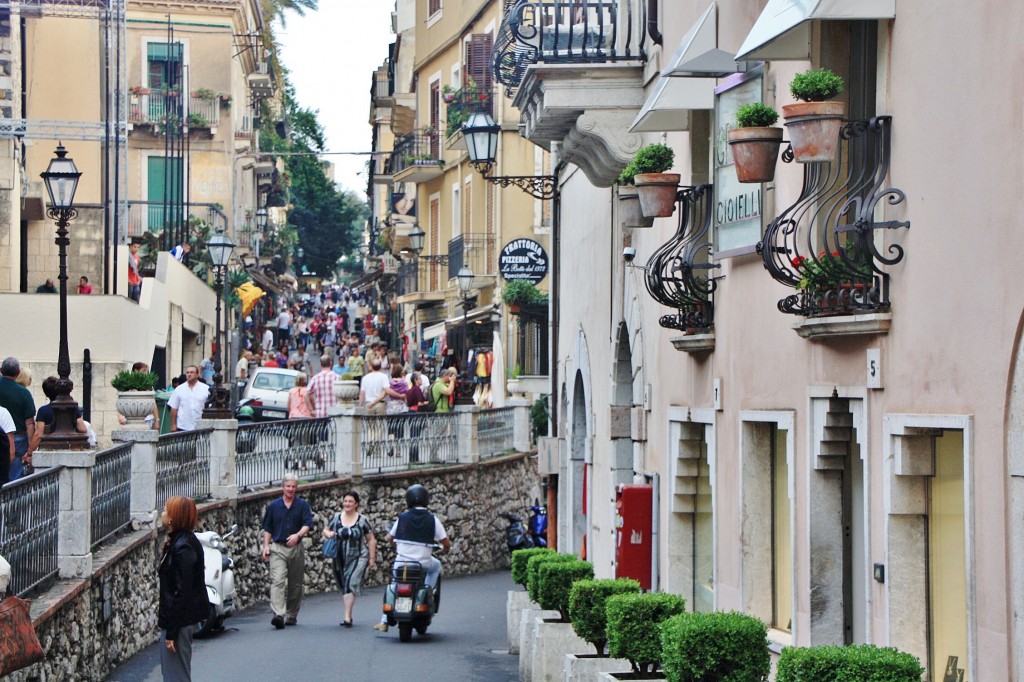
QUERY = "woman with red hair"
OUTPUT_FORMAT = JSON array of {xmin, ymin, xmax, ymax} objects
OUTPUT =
[{"xmin": 159, "ymin": 496, "xmax": 210, "ymax": 681}]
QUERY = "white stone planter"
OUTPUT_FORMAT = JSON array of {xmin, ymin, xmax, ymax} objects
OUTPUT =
[
  {"xmin": 596, "ymin": 672, "xmax": 666, "ymax": 681},
  {"xmin": 507, "ymin": 589, "xmax": 535, "ymax": 654},
  {"xmin": 532, "ymin": 620, "xmax": 589, "ymax": 682},
  {"xmin": 115, "ymin": 390, "xmax": 156, "ymax": 428},
  {"xmin": 564, "ymin": 653, "xmax": 632, "ymax": 682},
  {"xmin": 520, "ymin": 610, "xmax": 559, "ymax": 682},
  {"xmin": 333, "ymin": 379, "xmax": 360, "ymax": 405}
]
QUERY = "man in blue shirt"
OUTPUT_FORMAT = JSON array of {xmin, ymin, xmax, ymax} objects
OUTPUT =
[{"xmin": 261, "ymin": 473, "xmax": 314, "ymax": 629}]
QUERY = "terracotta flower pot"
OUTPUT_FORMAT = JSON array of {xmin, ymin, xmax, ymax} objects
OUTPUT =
[
  {"xmin": 633, "ymin": 173, "xmax": 681, "ymax": 218},
  {"xmin": 617, "ymin": 186, "xmax": 655, "ymax": 228},
  {"xmin": 782, "ymin": 101, "xmax": 846, "ymax": 162},
  {"xmin": 728, "ymin": 127, "xmax": 784, "ymax": 182}
]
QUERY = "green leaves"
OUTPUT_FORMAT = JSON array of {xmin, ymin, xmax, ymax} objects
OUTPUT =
[
  {"xmin": 606, "ymin": 592, "xmax": 686, "ymax": 674},
  {"xmin": 775, "ymin": 644, "xmax": 924, "ymax": 682},
  {"xmin": 789, "ymin": 68, "xmax": 844, "ymax": 102},
  {"xmin": 660, "ymin": 611, "xmax": 770, "ymax": 682},
  {"xmin": 568, "ymin": 578, "xmax": 641, "ymax": 655},
  {"xmin": 510, "ymin": 547, "xmax": 553, "ymax": 587},
  {"xmin": 536, "ymin": 559, "xmax": 593, "ymax": 622}
]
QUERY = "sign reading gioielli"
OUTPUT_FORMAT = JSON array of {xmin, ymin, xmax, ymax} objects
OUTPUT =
[{"xmin": 499, "ymin": 238, "xmax": 548, "ymax": 284}]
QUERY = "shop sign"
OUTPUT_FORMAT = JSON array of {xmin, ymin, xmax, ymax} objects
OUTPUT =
[
  {"xmin": 499, "ymin": 238, "xmax": 548, "ymax": 284},
  {"xmin": 714, "ymin": 71, "xmax": 765, "ymax": 257}
]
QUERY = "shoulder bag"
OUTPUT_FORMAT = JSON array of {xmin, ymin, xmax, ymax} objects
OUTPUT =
[
  {"xmin": 419, "ymin": 384, "xmax": 439, "ymax": 413},
  {"xmin": 0, "ymin": 594, "xmax": 44, "ymax": 675},
  {"xmin": 322, "ymin": 513, "xmax": 341, "ymax": 559}
]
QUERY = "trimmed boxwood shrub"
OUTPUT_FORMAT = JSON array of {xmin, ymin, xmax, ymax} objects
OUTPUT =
[
  {"xmin": 775, "ymin": 644, "xmax": 924, "ymax": 682},
  {"xmin": 568, "ymin": 578, "xmax": 641, "ymax": 655},
  {"xmin": 511, "ymin": 547, "xmax": 553, "ymax": 588},
  {"xmin": 660, "ymin": 611, "xmax": 770, "ymax": 682},
  {"xmin": 537, "ymin": 559, "xmax": 594, "ymax": 621},
  {"xmin": 526, "ymin": 552, "xmax": 577, "ymax": 604},
  {"xmin": 606, "ymin": 592, "xmax": 686, "ymax": 674}
]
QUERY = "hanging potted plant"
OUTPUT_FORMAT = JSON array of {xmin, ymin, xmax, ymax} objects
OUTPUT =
[
  {"xmin": 783, "ymin": 68, "xmax": 845, "ymax": 163},
  {"xmin": 111, "ymin": 369, "xmax": 159, "ymax": 428},
  {"xmin": 728, "ymin": 103, "xmax": 784, "ymax": 183},
  {"xmin": 618, "ymin": 143, "xmax": 679, "ymax": 218},
  {"xmin": 502, "ymin": 279, "xmax": 546, "ymax": 314}
]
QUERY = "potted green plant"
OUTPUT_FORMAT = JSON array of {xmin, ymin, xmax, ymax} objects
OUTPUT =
[
  {"xmin": 783, "ymin": 68, "xmax": 845, "ymax": 162},
  {"xmin": 660, "ymin": 611, "xmax": 771, "ymax": 682},
  {"xmin": 502, "ymin": 279, "xmax": 546, "ymax": 313},
  {"xmin": 728, "ymin": 103, "xmax": 783, "ymax": 183},
  {"xmin": 775, "ymin": 643, "xmax": 923, "ymax": 682},
  {"xmin": 618, "ymin": 144, "xmax": 679, "ymax": 218},
  {"xmin": 605, "ymin": 592, "xmax": 686, "ymax": 678},
  {"xmin": 111, "ymin": 369, "xmax": 159, "ymax": 428},
  {"xmin": 191, "ymin": 87, "xmax": 217, "ymax": 102}
]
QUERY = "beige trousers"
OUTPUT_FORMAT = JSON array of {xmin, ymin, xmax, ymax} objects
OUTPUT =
[{"xmin": 269, "ymin": 542, "xmax": 305, "ymax": 618}]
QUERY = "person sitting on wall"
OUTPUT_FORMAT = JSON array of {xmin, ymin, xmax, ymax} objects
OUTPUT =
[{"xmin": 35, "ymin": 279, "xmax": 57, "ymax": 294}]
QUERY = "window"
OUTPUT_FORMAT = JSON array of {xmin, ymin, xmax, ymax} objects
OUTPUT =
[
  {"xmin": 451, "ymin": 185, "xmax": 461, "ymax": 237},
  {"xmin": 428, "ymin": 0, "xmax": 441, "ymax": 18},
  {"xmin": 770, "ymin": 425, "xmax": 792, "ymax": 632},
  {"xmin": 464, "ymin": 33, "xmax": 493, "ymax": 115},
  {"xmin": 429, "ymin": 81, "xmax": 441, "ymax": 158},
  {"xmin": 147, "ymin": 42, "xmax": 183, "ymax": 90}
]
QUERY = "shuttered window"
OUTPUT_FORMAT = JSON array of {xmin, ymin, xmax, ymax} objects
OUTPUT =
[
  {"xmin": 429, "ymin": 81, "xmax": 441, "ymax": 158},
  {"xmin": 464, "ymin": 33, "xmax": 493, "ymax": 115},
  {"xmin": 428, "ymin": 0, "xmax": 441, "ymax": 17},
  {"xmin": 429, "ymin": 197, "xmax": 440, "ymax": 289}
]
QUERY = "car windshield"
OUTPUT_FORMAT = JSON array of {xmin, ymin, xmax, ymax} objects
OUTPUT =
[{"xmin": 253, "ymin": 373, "xmax": 296, "ymax": 391}]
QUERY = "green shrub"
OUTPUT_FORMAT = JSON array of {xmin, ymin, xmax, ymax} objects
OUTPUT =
[
  {"xmin": 789, "ymin": 68, "xmax": 844, "ymax": 102},
  {"xmin": 618, "ymin": 143, "xmax": 675, "ymax": 184},
  {"xmin": 606, "ymin": 592, "xmax": 686, "ymax": 674},
  {"xmin": 775, "ymin": 644, "xmax": 924, "ymax": 682},
  {"xmin": 568, "ymin": 578, "xmax": 641, "ymax": 655},
  {"xmin": 660, "ymin": 611, "xmax": 770, "ymax": 682},
  {"xmin": 502, "ymin": 279, "xmax": 547, "ymax": 307},
  {"xmin": 111, "ymin": 370, "xmax": 159, "ymax": 392},
  {"xmin": 537, "ymin": 559, "xmax": 594, "ymax": 621},
  {"xmin": 510, "ymin": 547, "xmax": 552, "ymax": 588},
  {"xmin": 526, "ymin": 552, "xmax": 577, "ymax": 603},
  {"xmin": 735, "ymin": 102, "xmax": 779, "ymax": 128}
]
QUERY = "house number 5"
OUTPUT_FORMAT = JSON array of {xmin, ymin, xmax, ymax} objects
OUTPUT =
[{"xmin": 866, "ymin": 349, "xmax": 882, "ymax": 390}]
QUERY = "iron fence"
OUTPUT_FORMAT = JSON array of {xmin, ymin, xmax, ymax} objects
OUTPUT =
[
  {"xmin": 156, "ymin": 429, "xmax": 212, "ymax": 509},
  {"xmin": 386, "ymin": 130, "xmax": 442, "ymax": 176},
  {"xmin": 91, "ymin": 443, "xmax": 133, "ymax": 550},
  {"xmin": 0, "ymin": 467, "xmax": 60, "ymax": 596},
  {"xmin": 126, "ymin": 200, "xmax": 228, "ymax": 238},
  {"xmin": 361, "ymin": 412, "xmax": 459, "ymax": 473},
  {"xmin": 236, "ymin": 418, "xmax": 337, "ymax": 491},
  {"xmin": 448, "ymin": 233, "xmax": 496, "ymax": 279},
  {"xmin": 478, "ymin": 407, "xmax": 516, "ymax": 458}
]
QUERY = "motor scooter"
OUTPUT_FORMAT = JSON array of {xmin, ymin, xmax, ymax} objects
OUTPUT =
[
  {"xmin": 382, "ymin": 548, "xmax": 442, "ymax": 642},
  {"xmin": 528, "ymin": 502, "xmax": 548, "ymax": 548},
  {"xmin": 499, "ymin": 511, "xmax": 534, "ymax": 552},
  {"xmin": 194, "ymin": 524, "xmax": 238, "ymax": 638}
]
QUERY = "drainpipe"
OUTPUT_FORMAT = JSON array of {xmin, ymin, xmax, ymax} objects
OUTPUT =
[
  {"xmin": 647, "ymin": 0, "xmax": 663, "ymax": 46},
  {"xmin": 644, "ymin": 470, "xmax": 660, "ymax": 591}
]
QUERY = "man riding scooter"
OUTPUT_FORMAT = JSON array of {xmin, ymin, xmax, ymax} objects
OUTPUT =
[{"xmin": 376, "ymin": 484, "xmax": 452, "ymax": 637}]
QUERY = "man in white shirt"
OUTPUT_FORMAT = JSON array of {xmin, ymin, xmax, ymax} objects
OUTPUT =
[
  {"xmin": 168, "ymin": 365, "xmax": 211, "ymax": 431},
  {"xmin": 277, "ymin": 309, "xmax": 293, "ymax": 350},
  {"xmin": 262, "ymin": 327, "xmax": 274, "ymax": 353},
  {"xmin": 359, "ymin": 360, "xmax": 389, "ymax": 415}
]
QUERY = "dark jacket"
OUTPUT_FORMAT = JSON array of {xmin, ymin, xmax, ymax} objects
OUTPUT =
[{"xmin": 158, "ymin": 531, "xmax": 210, "ymax": 641}]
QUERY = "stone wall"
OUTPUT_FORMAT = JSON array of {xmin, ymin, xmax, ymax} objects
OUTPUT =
[{"xmin": 8, "ymin": 452, "xmax": 538, "ymax": 680}]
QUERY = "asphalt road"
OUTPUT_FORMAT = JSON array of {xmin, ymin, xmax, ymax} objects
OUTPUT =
[{"xmin": 108, "ymin": 570, "xmax": 519, "ymax": 682}]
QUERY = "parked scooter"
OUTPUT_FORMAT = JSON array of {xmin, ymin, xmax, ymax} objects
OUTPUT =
[
  {"xmin": 194, "ymin": 524, "xmax": 238, "ymax": 638},
  {"xmin": 527, "ymin": 502, "xmax": 548, "ymax": 548},
  {"xmin": 382, "ymin": 548, "xmax": 442, "ymax": 642},
  {"xmin": 499, "ymin": 511, "xmax": 534, "ymax": 552}
]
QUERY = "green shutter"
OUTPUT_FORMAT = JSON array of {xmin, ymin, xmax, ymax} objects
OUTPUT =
[{"xmin": 147, "ymin": 42, "xmax": 182, "ymax": 62}]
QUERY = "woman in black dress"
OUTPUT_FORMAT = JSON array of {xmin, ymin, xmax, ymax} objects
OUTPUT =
[
  {"xmin": 322, "ymin": 491, "xmax": 377, "ymax": 627},
  {"xmin": 158, "ymin": 496, "xmax": 209, "ymax": 681}
]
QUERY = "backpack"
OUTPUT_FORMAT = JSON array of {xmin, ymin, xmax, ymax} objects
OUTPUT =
[{"xmin": 419, "ymin": 383, "xmax": 439, "ymax": 413}]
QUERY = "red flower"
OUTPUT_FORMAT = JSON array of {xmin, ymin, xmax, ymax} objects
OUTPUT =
[{"xmin": 791, "ymin": 256, "xmax": 806, "ymax": 268}]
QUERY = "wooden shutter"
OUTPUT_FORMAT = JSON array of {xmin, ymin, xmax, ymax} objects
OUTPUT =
[
  {"xmin": 465, "ymin": 33, "xmax": 493, "ymax": 115},
  {"xmin": 429, "ymin": 197, "xmax": 440, "ymax": 290},
  {"xmin": 429, "ymin": 0, "xmax": 441, "ymax": 16},
  {"xmin": 429, "ymin": 82, "xmax": 440, "ymax": 158}
]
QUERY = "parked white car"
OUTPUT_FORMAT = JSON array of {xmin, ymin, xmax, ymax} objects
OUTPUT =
[{"xmin": 236, "ymin": 367, "xmax": 299, "ymax": 421}]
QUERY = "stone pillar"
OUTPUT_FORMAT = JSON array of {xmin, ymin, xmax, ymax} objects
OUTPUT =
[
  {"xmin": 330, "ymin": 410, "xmax": 361, "ymax": 479},
  {"xmin": 113, "ymin": 428, "xmax": 160, "ymax": 530},
  {"xmin": 199, "ymin": 418, "xmax": 238, "ymax": 500},
  {"xmin": 510, "ymin": 401, "xmax": 532, "ymax": 453},
  {"xmin": 456, "ymin": 408, "xmax": 479, "ymax": 464},
  {"xmin": 32, "ymin": 449, "xmax": 95, "ymax": 578}
]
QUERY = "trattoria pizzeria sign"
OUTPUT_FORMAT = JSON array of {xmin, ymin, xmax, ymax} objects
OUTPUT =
[{"xmin": 499, "ymin": 238, "xmax": 549, "ymax": 284}]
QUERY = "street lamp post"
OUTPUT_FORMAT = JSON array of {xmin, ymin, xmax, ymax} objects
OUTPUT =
[
  {"xmin": 39, "ymin": 143, "xmax": 89, "ymax": 450},
  {"xmin": 456, "ymin": 265, "xmax": 475, "ymax": 405},
  {"xmin": 204, "ymin": 232, "xmax": 235, "ymax": 418}
]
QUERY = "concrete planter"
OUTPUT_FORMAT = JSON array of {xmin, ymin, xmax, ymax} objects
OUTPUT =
[
  {"xmin": 532, "ymin": 619, "xmax": 590, "ymax": 682},
  {"xmin": 596, "ymin": 672, "xmax": 666, "ymax": 681},
  {"xmin": 115, "ymin": 390, "xmax": 156, "ymax": 428},
  {"xmin": 507, "ymin": 589, "xmax": 535, "ymax": 653},
  {"xmin": 520, "ymin": 610, "xmax": 559, "ymax": 682},
  {"xmin": 564, "ymin": 653, "xmax": 633, "ymax": 682},
  {"xmin": 333, "ymin": 379, "xmax": 360, "ymax": 405}
]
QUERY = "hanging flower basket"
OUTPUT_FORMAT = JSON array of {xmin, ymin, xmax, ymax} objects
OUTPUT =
[
  {"xmin": 728, "ymin": 127, "xmax": 784, "ymax": 183},
  {"xmin": 782, "ymin": 102, "xmax": 845, "ymax": 162},
  {"xmin": 618, "ymin": 186, "xmax": 655, "ymax": 228},
  {"xmin": 633, "ymin": 173, "xmax": 681, "ymax": 218}
]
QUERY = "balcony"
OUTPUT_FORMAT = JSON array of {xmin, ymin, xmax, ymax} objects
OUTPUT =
[
  {"xmin": 448, "ymin": 233, "xmax": 496, "ymax": 280},
  {"xmin": 396, "ymin": 255, "xmax": 449, "ymax": 304},
  {"xmin": 248, "ymin": 61, "xmax": 274, "ymax": 98},
  {"xmin": 387, "ymin": 130, "xmax": 445, "ymax": 183},
  {"xmin": 371, "ymin": 64, "xmax": 393, "ymax": 106},
  {"xmin": 493, "ymin": 0, "xmax": 651, "ymax": 186},
  {"xmin": 444, "ymin": 83, "xmax": 493, "ymax": 148},
  {"xmin": 128, "ymin": 90, "xmax": 221, "ymax": 134},
  {"xmin": 126, "ymin": 201, "xmax": 228, "ymax": 239}
]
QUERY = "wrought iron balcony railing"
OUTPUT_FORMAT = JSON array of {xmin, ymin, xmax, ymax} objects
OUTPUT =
[
  {"xmin": 398, "ymin": 255, "xmax": 450, "ymax": 297},
  {"xmin": 126, "ymin": 200, "xmax": 228, "ymax": 238},
  {"xmin": 644, "ymin": 185, "xmax": 720, "ymax": 332},
  {"xmin": 493, "ymin": 0, "xmax": 648, "ymax": 96},
  {"xmin": 128, "ymin": 91, "xmax": 221, "ymax": 128},
  {"xmin": 448, "ymin": 233, "xmax": 497, "ymax": 280},
  {"xmin": 757, "ymin": 117, "xmax": 910, "ymax": 318},
  {"xmin": 385, "ymin": 130, "xmax": 443, "ymax": 176}
]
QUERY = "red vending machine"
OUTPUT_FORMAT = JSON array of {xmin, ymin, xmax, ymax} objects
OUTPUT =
[{"xmin": 615, "ymin": 484, "xmax": 653, "ymax": 590}]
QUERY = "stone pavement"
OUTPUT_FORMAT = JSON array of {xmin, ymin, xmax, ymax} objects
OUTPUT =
[{"xmin": 108, "ymin": 570, "xmax": 519, "ymax": 682}]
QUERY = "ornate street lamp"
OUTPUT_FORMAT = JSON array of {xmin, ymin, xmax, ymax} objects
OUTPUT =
[
  {"xmin": 203, "ymin": 231, "xmax": 235, "ymax": 418},
  {"xmin": 255, "ymin": 207, "xmax": 268, "ymax": 231},
  {"xmin": 409, "ymin": 224, "xmax": 426, "ymax": 254},
  {"xmin": 463, "ymin": 111, "xmax": 558, "ymax": 199},
  {"xmin": 39, "ymin": 143, "xmax": 88, "ymax": 450},
  {"xmin": 455, "ymin": 265, "xmax": 475, "ymax": 404}
]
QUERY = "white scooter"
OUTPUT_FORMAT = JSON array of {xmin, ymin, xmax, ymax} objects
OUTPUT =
[{"xmin": 194, "ymin": 524, "xmax": 238, "ymax": 638}]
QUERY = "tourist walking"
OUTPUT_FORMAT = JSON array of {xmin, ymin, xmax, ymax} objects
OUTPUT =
[
  {"xmin": 128, "ymin": 240, "xmax": 143, "ymax": 301},
  {"xmin": 360, "ymin": 359, "xmax": 389, "ymax": 415},
  {"xmin": 158, "ymin": 496, "xmax": 209, "ymax": 682},
  {"xmin": 167, "ymin": 366, "xmax": 210, "ymax": 432},
  {"xmin": 261, "ymin": 474, "xmax": 314, "ymax": 629},
  {"xmin": 322, "ymin": 491, "xmax": 377, "ymax": 627},
  {"xmin": 305, "ymin": 355, "xmax": 337, "ymax": 418},
  {"xmin": 0, "ymin": 357, "xmax": 37, "ymax": 480},
  {"xmin": 288, "ymin": 373, "xmax": 312, "ymax": 419}
]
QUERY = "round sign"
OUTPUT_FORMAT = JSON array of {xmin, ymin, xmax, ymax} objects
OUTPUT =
[{"xmin": 499, "ymin": 238, "xmax": 549, "ymax": 284}]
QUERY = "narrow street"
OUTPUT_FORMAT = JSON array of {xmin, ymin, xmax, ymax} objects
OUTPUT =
[{"xmin": 108, "ymin": 571, "xmax": 519, "ymax": 682}]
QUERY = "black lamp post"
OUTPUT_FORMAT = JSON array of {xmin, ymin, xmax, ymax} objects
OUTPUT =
[
  {"xmin": 39, "ymin": 144, "xmax": 89, "ymax": 450},
  {"xmin": 203, "ymin": 231, "xmax": 235, "ymax": 418},
  {"xmin": 409, "ymin": 224, "xmax": 426, "ymax": 254},
  {"xmin": 456, "ymin": 265, "xmax": 475, "ymax": 405}
]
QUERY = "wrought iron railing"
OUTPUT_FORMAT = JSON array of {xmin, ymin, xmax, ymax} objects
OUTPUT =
[
  {"xmin": 478, "ymin": 407, "xmax": 516, "ymax": 458},
  {"xmin": 0, "ymin": 467, "xmax": 60, "ymax": 596},
  {"xmin": 91, "ymin": 443, "xmax": 132, "ymax": 550},
  {"xmin": 361, "ymin": 413, "xmax": 459, "ymax": 473},
  {"xmin": 156, "ymin": 429, "xmax": 212, "ymax": 509},
  {"xmin": 514, "ymin": 306, "xmax": 549, "ymax": 374},
  {"xmin": 126, "ymin": 200, "xmax": 228, "ymax": 238},
  {"xmin": 493, "ymin": 0, "xmax": 648, "ymax": 96},
  {"xmin": 236, "ymin": 418, "xmax": 337, "ymax": 491},
  {"xmin": 757, "ymin": 117, "xmax": 910, "ymax": 318},
  {"xmin": 128, "ymin": 91, "xmax": 220, "ymax": 127},
  {"xmin": 645, "ymin": 185, "xmax": 720, "ymax": 331},
  {"xmin": 386, "ymin": 130, "xmax": 443, "ymax": 176},
  {"xmin": 398, "ymin": 255, "xmax": 449, "ymax": 296},
  {"xmin": 448, "ymin": 233, "xmax": 497, "ymax": 280}
]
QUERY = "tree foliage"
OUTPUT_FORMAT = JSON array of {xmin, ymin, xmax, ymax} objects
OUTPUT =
[{"xmin": 261, "ymin": 0, "xmax": 318, "ymax": 27}]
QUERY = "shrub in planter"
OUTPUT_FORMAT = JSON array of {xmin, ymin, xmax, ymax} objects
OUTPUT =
[
  {"xmin": 729, "ymin": 103, "xmax": 783, "ymax": 183},
  {"xmin": 660, "ymin": 611, "xmax": 770, "ymax": 682},
  {"xmin": 511, "ymin": 547, "xmax": 553, "ymax": 588},
  {"xmin": 618, "ymin": 143, "xmax": 675, "ymax": 185},
  {"xmin": 606, "ymin": 592, "xmax": 686, "ymax": 675},
  {"xmin": 527, "ymin": 552, "xmax": 578, "ymax": 604},
  {"xmin": 502, "ymin": 279, "xmax": 547, "ymax": 311},
  {"xmin": 783, "ymin": 67, "xmax": 846, "ymax": 162},
  {"xmin": 536, "ymin": 559, "xmax": 593, "ymax": 622},
  {"xmin": 568, "ymin": 578, "xmax": 641, "ymax": 655},
  {"xmin": 775, "ymin": 644, "xmax": 924, "ymax": 682},
  {"xmin": 618, "ymin": 143, "xmax": 679, "ymax": 219},
  {"xmin": 789, "ymin": 68, "xmax": 844, "ymax": 103},
  {"xmin": 111, "ymin": 370, "xmax": 159, "ymax": 392}
]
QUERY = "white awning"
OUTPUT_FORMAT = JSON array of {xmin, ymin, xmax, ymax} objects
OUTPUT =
[
  {"xmin": 736, "ymin": 0, "xmax": 896, "ymax": 61},
  {"xmin": 628, "ymin": 4, "xmax": 719, "ymax": 133},
  {"xmin": 423, "ymin": 322, "xmax": 446, "ymax": 341}
]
